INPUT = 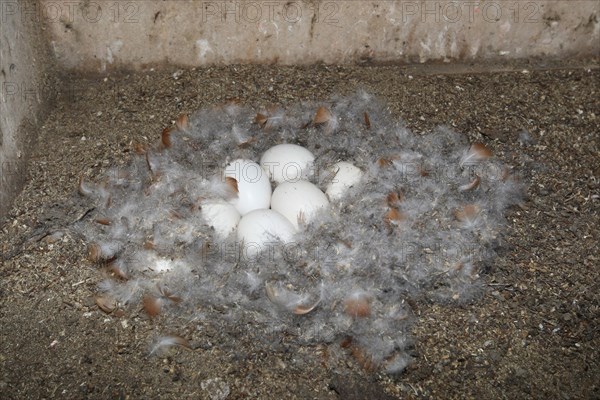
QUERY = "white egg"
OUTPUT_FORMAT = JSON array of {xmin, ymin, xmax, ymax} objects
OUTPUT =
[
  {"xmin": 201, "ymin": 199, "xmax": 241, "ymax": 239},
  {"xmin": 237, "ymin": 209, "xmax": 297, "ymax": 259},
  {"xmin": 260, "ymin": 144, "xmax": 315, "ymax": 184},
  {"xmin": 224, "ymin": 159, "xmax": 272, "ymax": 215},
  {"xmin": 271, "ymin": 180, "xmax": 329, "ymax": 229},
  {"xmin": 325, "ymin": 161, "xmax": 363, "ymax": 201}
]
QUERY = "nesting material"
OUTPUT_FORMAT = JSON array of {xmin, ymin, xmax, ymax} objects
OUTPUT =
[{"xmin": 76, "ymin": 92, "xmax": 523, "ymax": 374}]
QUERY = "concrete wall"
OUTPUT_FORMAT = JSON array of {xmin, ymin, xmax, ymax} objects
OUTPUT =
[
  {"xmin": 38, "ymin": 0, "xmax": 599, "ymax": 72},
  {"xmin": 0, "ymin": 0, "xmax": 55, "ymax": 221}
]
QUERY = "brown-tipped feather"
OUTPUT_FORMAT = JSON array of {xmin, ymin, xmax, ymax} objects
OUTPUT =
[
  {"xmin": 340, "ymin": 336, "xmax": 353, "ymax": 348},
  {"xmin": 158, "ymin": 286, "xmax": 182, "ymax": 304},
  {"xmin": 88, "ymin": 243, "xmax": 101, "ymax": 262},
  {"xmin": 266, "ymin": 281, "xmax": 319, "ymax": 315},
  {"xmin": 78, "ymin": 175, "xmax": 86, "ymax": 196},
  {"xmin": 161, "ymin": 127, "xmax": 173, "ymax": 148},
  {"xmin": 386, "ymin": 191, "xmax": 403, "ymax": 207},
  {"xmin": 78, "ymin": 175, "xmax": 94, "ymax": 197},
  {"xmin": 459, "ymin": 175, "xmax": 481, "ymax": 192},
  {"xmin": 293, "ymin": 302, "xmax": 320, "ymax": 315},
  {"xmin": 454, "ymin": 204, "xmax": 481, "ymax": 222},
  {"xmin": 314, "ymin": 106, "xmax": 332, "ymax": 124},
  {"xmin": 132, "ymin": 142, "xmax": 147, "ymax": 155},
  {"xmin": 143, "ymin": 295, "xmax": 161, "ymax": 317},
  {"xmin": 88, "ymin": 243, "xmax": 119, "ymax": 263},
  {"xmin": 145, "ymin": 152, "xmax": 152, "ymax": 173},
  {"xmin": 377, "ymin": 157, "xmax": 393, "ymax": 168},
  {"xmin": 149, "ymin": 335, "xmax": 191, "ymax": 356},
  {"xmin": 107, "ymin": 261, "xmax": 129, "ymax": 280},
  {"xmin": 384, "ymin": 208, "xmax": 405, "ymax": 227},
  {"xmin": 173, "ymin": 336, "xmax": 190, "ymax": 348},
  {"xmin": 461, "ymin": 143, "xmax": 493, "ymax": 166},
  {"xmin": 225, "ymin": 176, "xmax": 239, "ymax": 194},
  {"xmin": 344, "ymin": 294, "xmax": 371, "ymax": 318},
  {"xmin": 169, "ymin": 335, "xmax": 191, "ymax": 348},
  {"xmin": 350, "ymin": 345, "xmax": 378, "ymax": 372},
  {"xmin": 254, "ymin": 113, "xmax": 268, "ymax": 127},
  {"xmin": 364, "ymin": 111, "xmax": 371, "ymax": 129},
  {"xmin": 175, "ymin": 113, "xmax": 189, "ymax": 132},
  {"xmin": 238, "ymin": 136, "xmax": 257, "ymax": 149},
  {"xmin": 472, "ymin": 142, "xmax": 492, "ymax": 157}
]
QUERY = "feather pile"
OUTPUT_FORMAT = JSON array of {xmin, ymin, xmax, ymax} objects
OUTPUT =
[{"xmin": 76, "ymin": 92, "xmax": 523, "ymax": 373}]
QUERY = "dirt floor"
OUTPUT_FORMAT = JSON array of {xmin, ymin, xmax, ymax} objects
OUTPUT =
[{"xmin": 1, "ymin": 61, "xmax": 599, "ymax": 399}]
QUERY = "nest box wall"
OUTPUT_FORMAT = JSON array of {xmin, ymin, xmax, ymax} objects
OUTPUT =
[
  {"xmin": 0, "ymin": 0, "xmax": 54, "ymax": 221},
  {"xmin": 40, "ymin": 0, "xmax": 599, "ymax": 71}
]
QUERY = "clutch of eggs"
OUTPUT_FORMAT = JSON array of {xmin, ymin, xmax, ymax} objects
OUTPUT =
[{"xmin": 205, "ymin": 144, "xmax": 362, "ymax": 254}]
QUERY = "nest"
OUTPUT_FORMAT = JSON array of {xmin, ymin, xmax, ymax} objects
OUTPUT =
[{"xmin": 76, "ymin": 92, "xmax": 523, "ymax": 373}]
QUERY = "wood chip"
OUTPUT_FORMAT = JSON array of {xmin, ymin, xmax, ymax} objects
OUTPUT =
[
  {"xmin": 175, "ymin": 113, "xmax": 189, "ymax": 132},
  {"xmin": 96, "ymin": 295, "xmax": 116, "ymax": 314}
]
